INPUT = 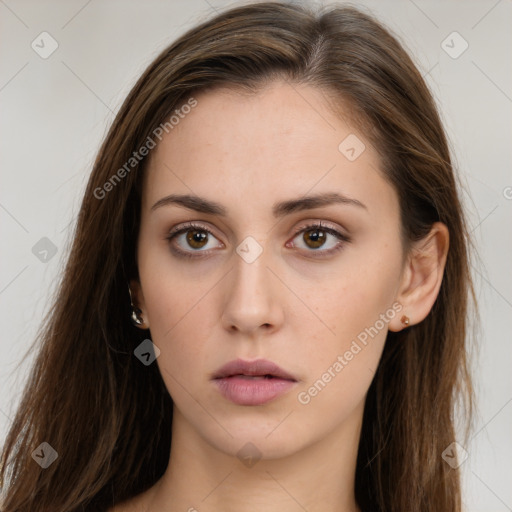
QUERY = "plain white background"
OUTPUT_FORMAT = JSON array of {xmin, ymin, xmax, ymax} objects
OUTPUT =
[{"xmin": 0, "ymin": 1, "xmax": 511, "ymax": 510}]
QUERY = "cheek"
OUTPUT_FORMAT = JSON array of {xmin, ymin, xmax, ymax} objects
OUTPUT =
[
  {"xmin": 147, "ymin": 296, "xmax": 216, "ymax": 408},
  {"xmin": 142, "ymin": 275, "xmax": 213, "ymax": 371},
  {"xmin": 137, "ymin": 234, "xmax": 215, "ymax": 338},
  {"xmin": 138, "ymin": 252, "xmax": 222, "ymax": 402},
  {"xmin": 294, "ymin": 243, "xmax": 402, "ymax": 397},
  {"xmin": 293, "ymin": 307, "xmax": 388, "ymax": 429},
  {"xmin": 300, "ymin": 246, "xmax": 401, "ymax": 347}
]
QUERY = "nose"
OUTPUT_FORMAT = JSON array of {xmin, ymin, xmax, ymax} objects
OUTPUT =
[{"xmin": 220, "ymin": 241, "xmax": 284, "ymax": 336}]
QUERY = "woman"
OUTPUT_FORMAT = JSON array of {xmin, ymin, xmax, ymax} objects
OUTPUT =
[{"xmin": 0, "ymin": 2, "xmax": 475, "ymax": 511}]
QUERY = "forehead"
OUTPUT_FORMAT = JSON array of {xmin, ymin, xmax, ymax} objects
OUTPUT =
[{"xmin": 142, "ymin": 81, "xmax": 397, "ymax": 221}]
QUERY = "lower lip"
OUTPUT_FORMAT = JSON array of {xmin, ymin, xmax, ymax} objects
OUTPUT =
[{"xmin": 213, "ymin": 376, "xmax": 297, "ymax": 405}]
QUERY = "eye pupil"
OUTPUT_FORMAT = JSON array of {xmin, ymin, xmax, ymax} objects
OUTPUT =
[
  {"xmin": 304, "ymin": 229, "xmax": 326, "ymax": 249},
  {"xmin": 186, "ymin": 230, "xmax": 208, "ymax": 249}
]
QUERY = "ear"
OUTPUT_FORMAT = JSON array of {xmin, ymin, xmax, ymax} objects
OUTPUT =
[
  {"xmin": 129, "ymin": 278, "xmax": 149, "ymax": 330},
  {"xmin": 389, "ymin": 222, "xmax": 449, "ymax": 332}
]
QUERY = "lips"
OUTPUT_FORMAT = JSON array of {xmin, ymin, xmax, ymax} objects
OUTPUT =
[
  {"xmin": 211, "ymin": 358, "xmax": 298, "ymax": 406},
  {"xmin": 212, "ymin": 358, "xmax": 297, "ymax": 381}
]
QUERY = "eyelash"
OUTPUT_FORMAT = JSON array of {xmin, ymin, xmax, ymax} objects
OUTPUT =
[{"xmin": 165, "ymin": 221, "xmax": 350, "ymax": 259}]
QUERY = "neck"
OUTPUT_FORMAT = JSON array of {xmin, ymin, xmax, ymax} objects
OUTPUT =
[{"xmin": 147, "ymin": 402, "xmax": 365, "ymax": 512}]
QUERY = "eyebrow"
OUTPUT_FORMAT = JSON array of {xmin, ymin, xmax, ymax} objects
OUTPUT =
[{"xmin": 150, "ymin": 191, "xmax": 367, "ymax": 217}]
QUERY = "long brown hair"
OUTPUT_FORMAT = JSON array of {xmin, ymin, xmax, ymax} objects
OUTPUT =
[{"xmin": 0, "ymin": 2, "xmax": 476, "ymax": 511}]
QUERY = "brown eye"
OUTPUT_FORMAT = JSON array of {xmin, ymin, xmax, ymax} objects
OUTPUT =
[
  {"xmin": 186, "ymin": 229, "xmax": 208, "ymax": 249},
  {"xmin": 167, "ymin": 222, "xmax": 224, "ymax": 258},
  {"xmin": 302, "ymin": 228, "xmax": 327, "ymax": 249},
  {"xmin": 289, "ymin": 222, "xmax": 350, "ymax": 257}
]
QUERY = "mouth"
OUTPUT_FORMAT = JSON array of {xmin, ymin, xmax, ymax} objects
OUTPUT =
[
  {"xmin": 224, "ymin": 375, "xmax": 282, "ymax": 379},
  {"xmin": 211, "ymin": 358, "xmax": 298, "ymax": 406},
  {"xmin": 212, "ymin": 358, "xmax": 297, "ymax": 382}
]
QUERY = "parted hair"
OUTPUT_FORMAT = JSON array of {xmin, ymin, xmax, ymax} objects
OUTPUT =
[{"xmin": 0, "ymin": 2, "xmax": 476, "ymax": 511}]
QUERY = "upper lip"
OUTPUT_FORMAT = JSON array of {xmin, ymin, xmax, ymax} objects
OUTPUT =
[{"xmin": 212, "ymin": 358, "xmax": 297, "ymax": 381}]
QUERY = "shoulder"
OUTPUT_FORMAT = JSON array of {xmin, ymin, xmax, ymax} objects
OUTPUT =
[
  {"xmin": 106, "ymin": 483, "xmax": 160, "ymax": 512},
  {"xmin": 106, "ymin": 493, "xmax": 147, "ymax": 512}
]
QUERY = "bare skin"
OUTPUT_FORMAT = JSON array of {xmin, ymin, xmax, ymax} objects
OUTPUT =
[{"xmin": 110, "ymin": 80, "xmax": 448, "ymax": 512}]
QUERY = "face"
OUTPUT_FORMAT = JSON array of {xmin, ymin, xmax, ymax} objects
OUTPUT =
[{"xmin": 133, "ymin": 81, "xmax": 406, "ymax": 459}]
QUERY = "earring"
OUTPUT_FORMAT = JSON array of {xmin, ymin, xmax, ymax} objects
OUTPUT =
[
  {"xmin": 401, "ymin": 315, "xmax": 410, "ymax": 326},
  {"xmin": 128, "ymin": 285, "xmax": 146, "ymax": 328},
  {"xmin": 131, "ymin": 307, "xmax": 144, "ymax": 326}
]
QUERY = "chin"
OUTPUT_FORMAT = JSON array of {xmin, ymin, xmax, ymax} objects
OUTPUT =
[{"xmin": 202, "ymin": 416, "xmax": 309, "ymax": 461}]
